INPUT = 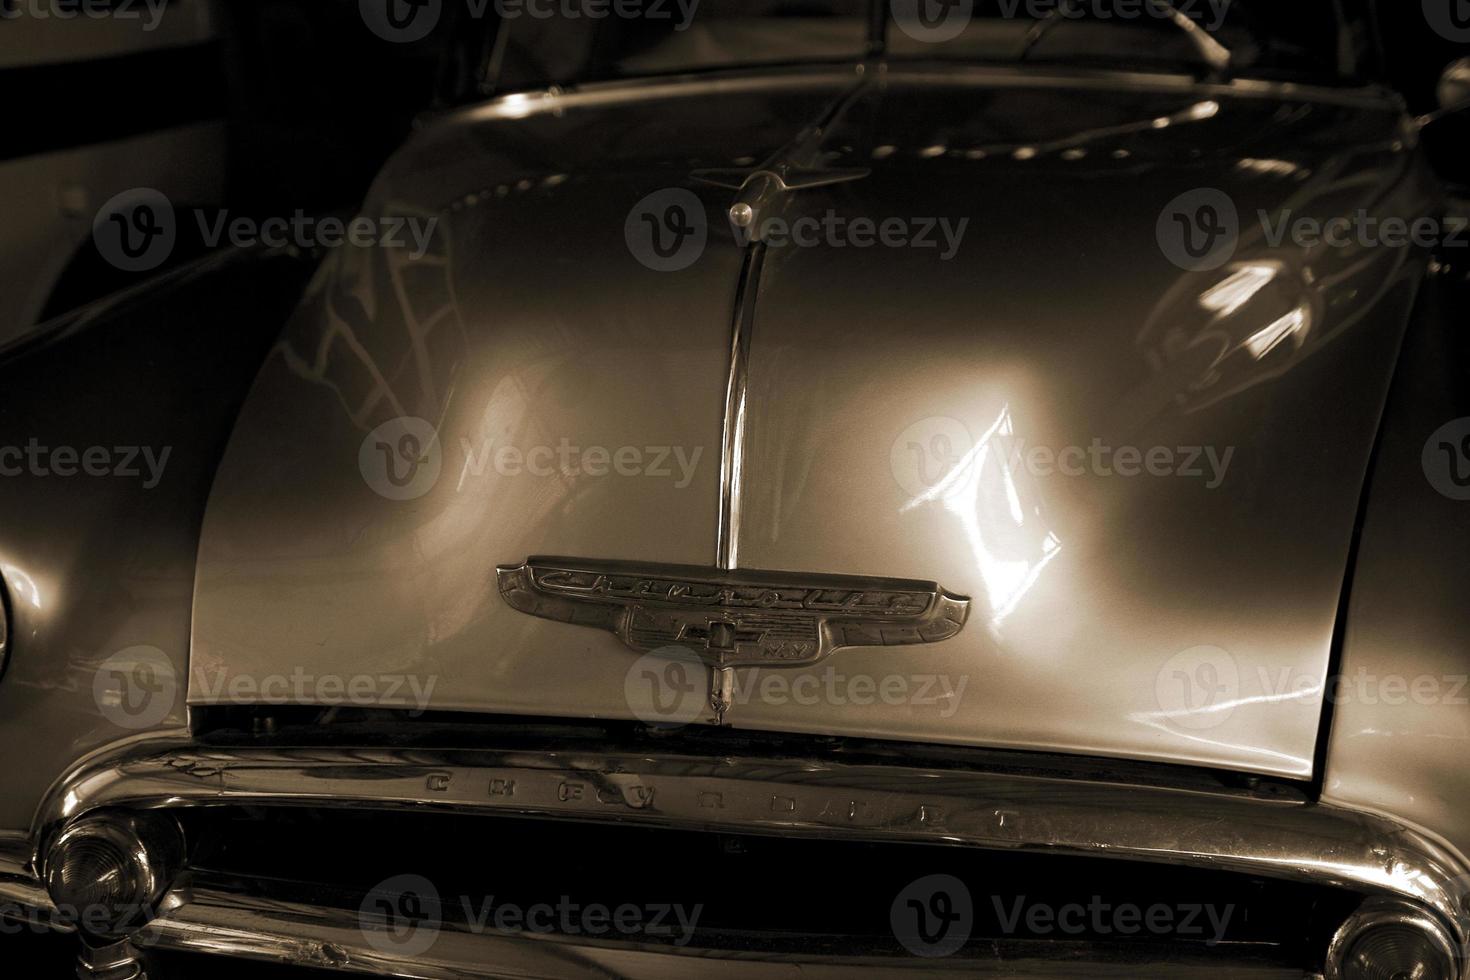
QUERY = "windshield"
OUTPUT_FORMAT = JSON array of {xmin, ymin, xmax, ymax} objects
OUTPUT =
[{"xmin": 488, "ymin": 0, "xmax": 1374, "ymax": 92}]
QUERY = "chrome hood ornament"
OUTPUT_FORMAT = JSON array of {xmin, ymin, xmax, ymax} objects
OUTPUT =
[
  {"xmin": 497, "ymin": 557, "xmax": 969, "ymax": 710},
  {"xmin": 692, "ymin": 67, "xmax": 871, "ymax": 240}
]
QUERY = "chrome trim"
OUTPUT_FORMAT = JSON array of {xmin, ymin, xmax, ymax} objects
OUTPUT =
[
  {"xmin": 77, "ymin": 938, "xmax": 150, "ymax": 980},
  {"xmin": 459, "ymin": 66, "xmax": 868, "ymax": 122},
  {"xmin": 0, "ymin": 573, "xmax": 9, "ymax": 684},
  {"xmin": 1326, "ymin": 898, "xmax": 1460, "ymax": 980},
  {"xmin": 1156, "ymin": 0, "xmax": 1233, "ymax": 73},
  {"xmin": 693, "ymin": 73, "xmax": 873, "ymax": 241},
  {"xmin": 45, "ymin": 811, "xmax": 185, "ymax": 939},
  {"xmin": 495, "ymin": 556, "xmax": 970, "ymax": 669},
  {"xmin": 130, "ymin": 882, "xmax": 1311, "ymax": 979},
  {"xmin": 886, "ymin": 65, "xmax": 1404, "ymax": 110},
  {"xmin": 27, "ymin": 738, "xmax": 1470, "ymax": 966},
  {"xmin": 450, "ymin": 65, "xmax": 1401, "ymax": 127},
  {"xmin": 1021, "ymin": 0, "xmax": 1231, "ymax": 77},
  {"xmin": 716, "ymin": 244, "xmax": 764, "ymax": 572},
  {"xmin": 0, "ymin": 832, "xmax": 68, "ymax": 932}
]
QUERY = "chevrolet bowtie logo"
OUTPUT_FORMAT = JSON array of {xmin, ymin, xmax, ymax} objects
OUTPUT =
[
  {"xmin": 496, "ymin": 557, "xmax": 970, "ymax": 669},
  {"xmin": 682, "ymin": 621, "xmax": 767, "ymax": 655}
]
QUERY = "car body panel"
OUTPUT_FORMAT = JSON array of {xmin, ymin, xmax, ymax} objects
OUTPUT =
[
  {"xmin": 0, "ymin": 250, "xmax": 314, "ymax": 831},
  {"xmin": 1322, "ymin": 269, "xmax": 1470, "ymax": 874},
  {"xmin": 191, "ymin": 67, "xmax": 1433, "ymax": 779}
]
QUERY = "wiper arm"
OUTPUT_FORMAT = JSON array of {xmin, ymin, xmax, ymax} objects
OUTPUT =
[{"xmin": 1018, "ymin": 0, "xmax": 1232, "ymax": 79}]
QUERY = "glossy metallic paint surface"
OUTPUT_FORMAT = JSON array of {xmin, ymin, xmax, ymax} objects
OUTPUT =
[
  {"xmin": 730, "ymin": 81, "xmax": 1431, "ymax": 775},
  {"xmin": 190, "ymin": 81, "xmax": 848, "ymax": 725},
  {"xmin": 192, "ymin": 67, "xmax": 1435, "ymax": 779},
  {"xmin": 0, "ymin": 252, "xmax": 313, "ymax": 834},
  {"xmin": 1321, "ymin": 271, "xmax": 1470, "ymax": 886}
]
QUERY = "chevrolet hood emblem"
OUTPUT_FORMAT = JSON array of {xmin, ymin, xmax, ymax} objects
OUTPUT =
[{"xmin": 497, "ymin": 557, "xmax": 970, "ymax": 670}]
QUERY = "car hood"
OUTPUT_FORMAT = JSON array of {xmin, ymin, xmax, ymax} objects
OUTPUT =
[{"xmin": 192, "ymin": 67, "xmax": 1433, "ymax": 778}]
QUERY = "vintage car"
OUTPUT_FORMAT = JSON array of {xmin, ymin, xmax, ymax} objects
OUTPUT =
[{"xmin": 4, "ymin": 1, "xmax": 1470, "ymax": 977}]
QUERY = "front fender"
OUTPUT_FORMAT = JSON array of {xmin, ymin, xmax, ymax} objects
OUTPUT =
[
  {"xmin": 0, "ymin": 247, "xmax": 313, "ymax": 832},
  {"xmin": 1325, "ymin": 261, "xmax": 1470, "ymax": 925}
]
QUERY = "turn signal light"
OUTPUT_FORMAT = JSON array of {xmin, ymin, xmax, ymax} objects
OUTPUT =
[
  {"xmin": 44, "ymin": 811, "xmax": 182, "ymax": 939},
  {"xmin": 1328, "ymin": 899, "xmax": 1458, "ymax": 980}
]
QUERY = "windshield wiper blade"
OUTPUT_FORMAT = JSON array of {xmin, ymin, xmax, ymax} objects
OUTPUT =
[{"xmin": 1018, "ymin": 0, "xmax": 1232, "ymax": 78}]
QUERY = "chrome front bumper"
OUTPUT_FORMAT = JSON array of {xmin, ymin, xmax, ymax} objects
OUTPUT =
[
  {"xmin": 134, "ymin": 886, "xmax": 1314, "ymax": 979},
  {"xmin": 9, "ymin": 733, "xmax": 1470, "ymax": 978}
]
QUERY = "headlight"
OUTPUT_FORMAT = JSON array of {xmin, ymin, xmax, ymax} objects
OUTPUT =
[
  {"xmin": 1327, "ymin": 899, "xmax": 1459, "ymax": 980},
  {"xmin": 44, "ymin": 811, "xmax": 183, "ymax": 939}
]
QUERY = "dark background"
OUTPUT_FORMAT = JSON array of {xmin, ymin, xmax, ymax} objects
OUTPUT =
[
  {"xmin": 200, "ymin": 2, "xmax": 1470, "ymax": 217},
  {"xmin": 7, "ymin": 0, "xmax": 1469, "ymax": 325}
]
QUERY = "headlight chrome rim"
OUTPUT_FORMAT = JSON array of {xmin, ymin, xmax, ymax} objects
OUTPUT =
[
  {"xmin": 1326, "ymin": 897, "xmax": 1461, "ymax": 980},
  {"xmin": 43, "ymin": 810, "xmax": 183, "ymax": 940}
]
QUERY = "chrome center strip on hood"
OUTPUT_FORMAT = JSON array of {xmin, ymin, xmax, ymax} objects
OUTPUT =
[
  {"xmin": 715, "ymin": 244, "xmax": 765, "ymax": 575},
  {"xmin": 708, "ymin": 67, "xmax": 875, "ymax": 574},
  {"xmin": 702, "ymin": 71, "xmax": 877, "ymax": 719}
]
